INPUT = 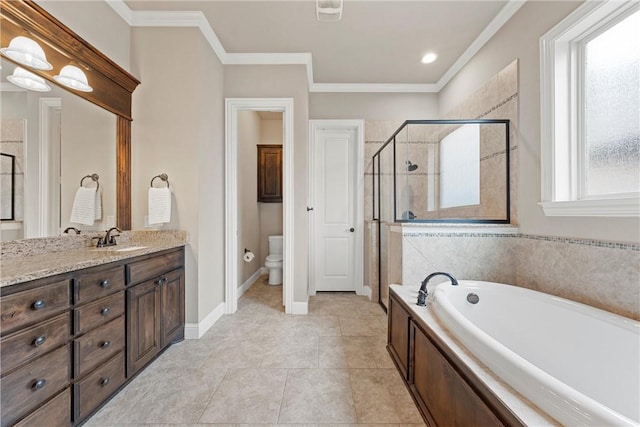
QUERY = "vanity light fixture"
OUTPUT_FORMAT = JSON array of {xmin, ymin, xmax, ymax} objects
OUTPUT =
[
  {"xmin": 1, "ymin": 36, "xmax": 53, "ymax": 70},
  {"xmin": 421, "ymin": 52, "xmax": 438, "ymax": 64},
  {"xmin": 6, "ymin": 66, "xmax": 51, "ymax": 92},
  {"xmin": 317, "ymin": 0, "xmax": 343, "ymax": 21},
  {"xmin": 54, "ymin": 64, "xmax": 93, "ymax": 92}
]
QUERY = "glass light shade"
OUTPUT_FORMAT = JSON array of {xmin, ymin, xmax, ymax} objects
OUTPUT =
[
  {"xmin": 6, "ymin": 66, "xmax": 51, "ymax": 92},
  {"xmin": 421, "ymin": 52, "xmax": 438, "ymax": 64},
  {"xmin": 54, "ymin": 65, "xmax": 93, "ymax": 92},
  {"xmin": 0, "ymin": 36, "xmax": 53, "ymax": 70}
]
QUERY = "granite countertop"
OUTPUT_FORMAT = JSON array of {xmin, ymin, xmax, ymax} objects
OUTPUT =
[
  {"xmin": 1, "ymin": 230, "xmax": 188, "ymax": 288},
  {"xmin": 390, "ymin": 284, "xmax": 558, "ymax": 427}
]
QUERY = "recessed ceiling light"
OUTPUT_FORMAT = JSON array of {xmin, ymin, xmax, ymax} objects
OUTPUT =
[{"xmin": 421, "ymin": 52, "xmax": 438, "ymax": 64}]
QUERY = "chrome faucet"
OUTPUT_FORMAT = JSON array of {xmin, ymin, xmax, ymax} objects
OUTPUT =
[
  {"xmin": 417, "ymin": 271, "xmax": 459, "ymax": 306},
  {"xmin": 63, "ymin": 227, "xmax": 81, "ymax": 235},
  {"xmin": 94, "ymin": 227, "xmax": 121, "ymax": 248}
]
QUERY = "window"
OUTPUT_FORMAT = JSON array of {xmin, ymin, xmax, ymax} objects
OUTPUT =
[{"xmin": 540, "ymin": 1, "xmax": 639, "ymax": 216}]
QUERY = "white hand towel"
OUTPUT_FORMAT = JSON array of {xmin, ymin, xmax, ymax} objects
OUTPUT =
[
  {"xmin": 148, "ymin": 187, "xmax": 171, "ymax": 225},
  {"xmin": 94, "ymin": 189, "xmax": 102, "ymax": 221},
  {"xmin": 70, "ymin": 187, "xmax": 97, "ymax": 225}
]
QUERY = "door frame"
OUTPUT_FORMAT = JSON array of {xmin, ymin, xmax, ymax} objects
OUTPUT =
[
  {"xmin": 308, "ymin": 120, "xmax": 365, "ymax": 296},
  {"xmin": 225, "ymin": 98, "xmax": 295, "ymax": 314}
]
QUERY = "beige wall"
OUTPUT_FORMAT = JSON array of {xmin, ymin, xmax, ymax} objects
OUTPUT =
[
  {"xmin": 224, "ymin": 65, "xmax": 309, "ymax": 303},
  {"xmin": 130, "ymin": 27, "xmax": 225, "ymax": 323},
  {"xmin": 238, "ymin": 111, "xmax": 262, "ymax": 284},
  {"xmin": 310, "ymin": 93, "xmax": 438, "ymax": 120},
  {"xmin": 35, "ymin": 0, "xmax": 131, "ymax": 72},
  {"xmin": 259, "ymin": 117, "xmax": 284, "ymax": 264},
  {"xmin": 438, "ymin": 1, "xmax": 638, "ymax": 243}
]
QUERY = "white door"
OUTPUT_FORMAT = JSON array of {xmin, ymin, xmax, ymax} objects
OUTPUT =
[{"xmin": 312, "ymin": 127, "xmax": 357, "ymax": 291}]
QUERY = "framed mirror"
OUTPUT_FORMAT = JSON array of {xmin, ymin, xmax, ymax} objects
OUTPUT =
[{"xmin": 0, "ymin": 0, "xmax": 139, "ymax": 240}]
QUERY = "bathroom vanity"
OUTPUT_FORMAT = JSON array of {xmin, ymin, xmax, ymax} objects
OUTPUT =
[
  {"xmin": 0, "ymin": 244, "xmax": 185, "ymax": 426},
  {"xmin": 387, "ymin": 287, "xmax": 529, "ymax": 427}
]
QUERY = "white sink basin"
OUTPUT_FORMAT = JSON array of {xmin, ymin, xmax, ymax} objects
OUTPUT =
[{"xmin": 113, "ymin": 245, "xmax": 147, "ymax": 252}]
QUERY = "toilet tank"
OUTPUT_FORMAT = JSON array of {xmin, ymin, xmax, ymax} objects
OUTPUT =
[{"xmin": 268, "ymin": 235, "xmax": 283, "ymax": 255}]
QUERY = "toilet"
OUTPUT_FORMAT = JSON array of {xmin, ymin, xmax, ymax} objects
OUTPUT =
[{"xmin": 265, "ymin": 235, "xmax": 283, "ymax": 285}]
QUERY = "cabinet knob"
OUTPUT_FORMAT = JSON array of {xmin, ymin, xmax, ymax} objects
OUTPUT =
[
  {"xmin": 32, "ymin": 299, "xmax": 46, "ymax": 310},
  {"xmin": 100, "ymin": 280, "xmax": 110, "ymax": 288},
  {"xmin": 33, "ymin": 336, "xmax": 47, "ymax": 346},
  {"xmin": 163, "ymin": 277, "xmax": 169, "ymax": 284},
  {"xmin": 101, "ymin": 340, "xmax": 110, "ymax": 349},
  {"xmin": 100, "ymin": 307, "xmax": 110, "ymax": 316},
  {"xmin": 100, "ymin": 378, "xmax": 110, "ymax": 387},
  {"xmin": 33, "ymin": 379, "xmax": 46, "ymax": 390},
  {"xmin": 155, "ymin": 278, "xmax": 162, "ymax": 286}
]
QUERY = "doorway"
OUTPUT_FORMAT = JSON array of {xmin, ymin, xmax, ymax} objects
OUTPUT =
[
  {"xmin": 225, "ymin": 98, "xmax": 294, "ymax": 314},
  {"xmin": 308, "ymin": 120, "xmax": 365, "ymax": 295}
]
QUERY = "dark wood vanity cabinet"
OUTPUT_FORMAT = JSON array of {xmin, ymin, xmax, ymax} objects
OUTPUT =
[
  {"xmin": 126, "ymin": 249, "xmax": 185, "ymax": 376},
  {"xmin": 387, "ymin": 291, "xmax": 523, "ymax": 427},
  {"xmin": 257, "ymin": 145, "xmax": 283, "ymax": 203},
  {"xmin": 0, "ymin": 246, "xmax": 185, "ymax": 426}
]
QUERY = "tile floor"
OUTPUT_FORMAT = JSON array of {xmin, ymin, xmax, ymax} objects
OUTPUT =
[{"xmin": 86, "ymin": 276, "xmax": 425, "ymax": 427}]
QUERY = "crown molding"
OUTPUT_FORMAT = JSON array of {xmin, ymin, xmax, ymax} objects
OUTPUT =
[
  {"xmin": 309, "ymin": 83, "xmax": 439, "ymax": 93},
  {"xmin": 107, "ymin": 0, "xmax": 525, "ymax": 93}
]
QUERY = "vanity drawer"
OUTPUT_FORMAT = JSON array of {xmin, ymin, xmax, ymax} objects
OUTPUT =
[
  {"xmin": 14, "ymin": 387, "xmax": 71, "ymax": 427},
  {"xmin": 75, "ymin": 351, "xmax": 125, "ymax": 421},
  {"xmin": 74, "ymin": 316, "xmax": 124, "ymax": 377},
  {"xmin": 1, "ymin": 280, "xmax": 70, "ymax": 335},
  {"xmin": 127, "ymin": 249, "xmax": 183, "ymax": 285},
  {"xmin": 75, "ymin": 265, "xmax": 124, "ymax": 304},
  {"xmin": 0, "ymin": 344, "xmax": 70, "ymax": 427},
  {"xmin": 1, "ymin": 312, "xmax": 71, "ymax": 374},
  {"xmin": 75, "ymin": 291, "xmax": 125, "ymax": 335}
]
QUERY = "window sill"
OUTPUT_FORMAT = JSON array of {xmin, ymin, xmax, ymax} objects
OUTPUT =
[{"xmin": 539, "ymin": 198, "xmax": 640, "ymax": 217}]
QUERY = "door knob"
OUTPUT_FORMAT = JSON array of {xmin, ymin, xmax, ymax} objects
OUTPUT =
[{"xmin": 349, "ymin": 227, "xmax": 355, "ymax": 232}]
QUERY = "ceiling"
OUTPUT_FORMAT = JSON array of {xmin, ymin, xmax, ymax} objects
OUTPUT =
[{"xmin": 123, "ymin": 1, "xmax": 509, "ymax": 86}]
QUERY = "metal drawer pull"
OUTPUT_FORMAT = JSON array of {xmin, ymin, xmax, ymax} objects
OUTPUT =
[
  {"xmin": 33, "ymin": 379, "xmax": 46, "ymax": 390},
  {"xmin": 101, "ymin": 378, "xmax": 110, "ymax": 387},
  {"xmin": 32, "ymin": 300, "xmax": 46, "ymax": 310},
  {"xmin": 34, "ymin": 336, "xmax": 47, "ymax": 346},
  {"xmin": 100, "ymin": 307, "xmax": 110, "ymax": 316},
  {"xmin": 101, "ymin": 340, "xmax": 110, "ymax": 349},
  {"xmin": 100, "ymin": 280, "xmax": 110, "ymax": 288}
]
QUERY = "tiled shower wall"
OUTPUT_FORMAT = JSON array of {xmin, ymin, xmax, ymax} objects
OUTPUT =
[{"xmin": 402, "ymin": 231, "xmax": 640, "ymax": 321}]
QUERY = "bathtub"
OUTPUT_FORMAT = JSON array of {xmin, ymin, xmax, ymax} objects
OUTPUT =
[{"xmin": 432, "ymin": 280, "xmax": 640, "ymax": 427}]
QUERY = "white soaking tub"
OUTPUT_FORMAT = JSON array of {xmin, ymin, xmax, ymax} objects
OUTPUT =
[{"xmin": 432, "ymin": 280, "xmax": 640, "ymax": 427}]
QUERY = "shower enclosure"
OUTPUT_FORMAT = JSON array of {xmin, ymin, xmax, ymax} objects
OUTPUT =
[{"xmin": 372, "ymin": 119, "xmax": 511, "ymax": 308}]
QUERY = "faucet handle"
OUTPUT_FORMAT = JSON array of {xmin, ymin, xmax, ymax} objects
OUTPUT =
[{"xmin": 92, "ymin": 236, "xmax": 105, "ymax": 247}]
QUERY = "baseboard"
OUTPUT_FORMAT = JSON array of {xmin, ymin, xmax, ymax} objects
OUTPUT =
[
  {"xmin": 238, "ymin": 267, "xmax": 266, "ymax": 298},
  {"xmin": 291, "ymin": 301, "xmax": 308, "ymax": 315},
  {"xmin": 359, "ymin": 285, "xmax": 373, "ymax": 300},
  {"xmin": 184, "ymin": 301, "xmax": 225, "ymax": 339}
]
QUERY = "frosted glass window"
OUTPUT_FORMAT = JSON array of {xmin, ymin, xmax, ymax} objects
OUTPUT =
[
  {"xmin": 439, "ymin": 124, "xmax": 479, "ymax": 208},
  {"xmin": 583, "ymin": 10, "xmax": 640, "ymax": 197}
]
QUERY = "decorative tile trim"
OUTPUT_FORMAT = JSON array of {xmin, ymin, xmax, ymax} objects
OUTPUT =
[
  {"xmin": 402, "ymin": 229, "xmax": 640, "ymax": 251},
  {"xmin": 477, "ymin": 93, "xmax": 518, "ymax": 119}
]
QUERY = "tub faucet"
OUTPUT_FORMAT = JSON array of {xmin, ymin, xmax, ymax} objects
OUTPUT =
[{"xmin": 417, "ymin": 272, "xmax": 459, "ymax": 306}]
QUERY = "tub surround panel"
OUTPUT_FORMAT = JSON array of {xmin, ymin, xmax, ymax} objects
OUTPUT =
[
  {"xmin": 399, "ymin": 229, "xmax": 640, "ymax": 320},
  {"xmin": 1, "ymin": 230, "xmax": 187, "ymax": 287}
]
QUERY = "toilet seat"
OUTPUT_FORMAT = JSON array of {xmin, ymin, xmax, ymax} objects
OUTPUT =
[{"xmin": 265, "ymin": 254, "xmax": 283, "ymax": 263}]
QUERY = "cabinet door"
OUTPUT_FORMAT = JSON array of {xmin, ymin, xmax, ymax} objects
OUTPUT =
[
  {"xmin": 388, "ymin": 294, "xmax": 410, "ymax": 379},
  {"xmin": 126, "ymin": 280, "xmax": 161, "ymax": 376},
  {"xmin": 411, "ymin": 322, "xmax": 503, "ymax": 427},
  {"xmin": 257, "ymin": 145, "xmax": 282, "ymax": 202},
  {"xmin": 160, "ymin": 269, "xmax": 184, "ymax": 347}
]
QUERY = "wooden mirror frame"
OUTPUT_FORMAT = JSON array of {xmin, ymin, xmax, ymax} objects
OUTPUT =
[{"xmin": 0, "ymin": 0, "xmax": 140, "ymax": 229}]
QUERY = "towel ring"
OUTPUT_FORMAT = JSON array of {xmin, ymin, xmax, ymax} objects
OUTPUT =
[
  {"xmin": 80, "ymin": 173, "xmax": 99, "ymax": 190},
  {"xmin": 150, "ymin": 173, "xmax": 170, "ymax": 188}
]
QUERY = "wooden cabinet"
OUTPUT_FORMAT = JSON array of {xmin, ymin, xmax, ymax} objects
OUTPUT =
[
  {"xmin": 388, "ymin": 294, "xmax": 410, "ymax": 380},
  {"xmin": 1, "ymin": 246, "xmax": 185, "ymax": 426},
  {"xmin": 387, "ymin": 289, "xmax": 524, "ymax": 427},
  {"xmin": 257, "ymin": 145, "xmax": 283, "ymax": 203},
  {"xmin": 126, "ymin": 248, "xmax": 185, "ymax": 376}
]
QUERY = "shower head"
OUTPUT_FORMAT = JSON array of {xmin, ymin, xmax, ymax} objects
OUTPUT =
[{"xmin": 406, "ymin": 161, "xmax": 418, "ymax": 172}]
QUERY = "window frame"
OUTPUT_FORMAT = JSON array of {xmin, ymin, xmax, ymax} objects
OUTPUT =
[{"xmin": 539, "ymin": 0, "xmax": 639, "ymax": 217}]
